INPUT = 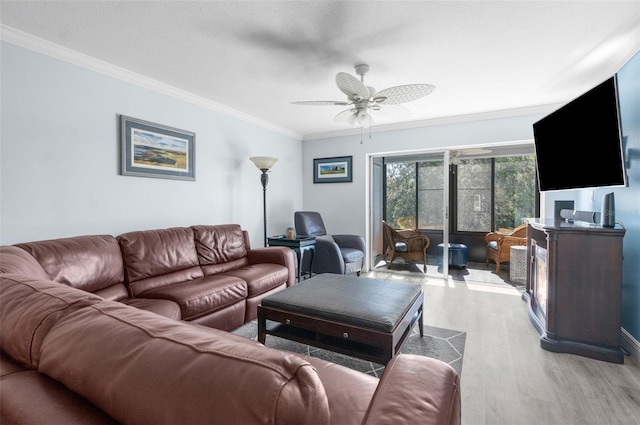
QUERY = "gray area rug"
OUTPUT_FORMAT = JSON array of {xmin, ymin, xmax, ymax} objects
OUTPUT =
[{"xmin": 232, "ymin": 320, "xmax": 465, "ymax": 378}]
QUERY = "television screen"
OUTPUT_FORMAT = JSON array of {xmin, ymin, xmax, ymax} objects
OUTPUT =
[{"xmin": 533, "ymin": 76, "xmax": 627, "ymax": 191}]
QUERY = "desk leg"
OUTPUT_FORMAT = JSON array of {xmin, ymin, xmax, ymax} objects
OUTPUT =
[
  {"xmin": 257, "ymin": 308, "xmax": 267, "ymax": 344},
  {"xmin": 308, "ymin": 247, "xmax": 315, "ymax": 279},
  {"xmin": 298, "ymin": 246, "xmax": 315, "ymax": 280},
  {"xmin": 293, "ymin": 247, "xmax": 302, "ymax": 283}
]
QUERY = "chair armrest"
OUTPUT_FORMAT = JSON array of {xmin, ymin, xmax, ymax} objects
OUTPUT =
[
  {"xmin": 397, "ymin": 229, "xmax": 420, "ymax": 238},
  {"xmin": 497, "ymin": 236, "xmax": 527, "ymax": 250},
  {"xmin": 485, "ymin": 232, "xmax": 504, "ymax": 244},
  {"xmin": 332, "ymin": 234, "xmax": 365, "ymax": 253},
  {"xmin": 362, "ymin": 354, "xmax": 461, "ymax": 425},
  {"xmin": 404, "ymin": 235, "xmax": 430, "ymax": 251},
  {"xmin": 246, "ymin": 247, "xmax": 296, "ymax": 286},
  {"xmin": 313, "ymin": 236, "xmax": 346, "ymax": 274}
]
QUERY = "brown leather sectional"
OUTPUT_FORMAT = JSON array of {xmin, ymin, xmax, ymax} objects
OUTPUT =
[
  {"xmin": 4, "ymin": 224, "xmax": 296, "ymax": 330},
  {"xmin": 0, "ymin": 224, "xmax": 461, "ymax": 424}
]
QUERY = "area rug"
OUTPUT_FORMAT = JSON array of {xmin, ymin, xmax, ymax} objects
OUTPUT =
[{"xmin": 232, "ymin": 320, "xmax": 465, "ymax": 378}]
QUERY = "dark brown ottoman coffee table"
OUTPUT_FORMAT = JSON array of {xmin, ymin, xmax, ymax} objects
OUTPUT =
[{"xmin": 257, "ymin": 273, "xmax": 423, "ymax": 365}]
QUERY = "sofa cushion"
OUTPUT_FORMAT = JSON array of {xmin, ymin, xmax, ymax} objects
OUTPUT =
[
  {"xmin": 120, "ymin": 297, "xmax": 182, "ymax": 320},
  {"xmin": 140, "ymin": 274, "xmax": 247, "ymax": 321},
  {"xmin": 223, "ymin": 263, "xmax": 290, "ymax": 297},
  {"xmin": 0, "ymin": 275, "xmax": 102, "ymax": 369},
  {"xmin": 0, "ymin": 368, "xmax": 117, "ymax": 425},
  {"xmin": 38, "ymin": 301, "xmax": 331, "ymax": 425},
  {"xmin": 15, "ymin": 235, "xmax": 125, "ymax": 294},
  {"xmin": 118, "ymin": 227, "xmax": 204, "ymax": 297},
  {"xmin": 341, "ymin": 247, "xmax": 365, "ymax": 263},
  {"xmin": 191, "ymin": 224, "xmax": 248, "ymax": 266},
  {"xmin": 0, "ymin": 246, "xmax": 49, "ymax": 279}
]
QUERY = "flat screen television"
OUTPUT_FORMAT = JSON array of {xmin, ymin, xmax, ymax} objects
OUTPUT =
[{"xmin": 533, "ymin": 76, "xmax": 627, "ymax": 191}]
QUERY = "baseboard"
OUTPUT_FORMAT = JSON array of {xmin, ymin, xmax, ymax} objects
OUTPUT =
[{"xmin": 621, "ymin": 327, "xmax": 640, "ymax": 361}]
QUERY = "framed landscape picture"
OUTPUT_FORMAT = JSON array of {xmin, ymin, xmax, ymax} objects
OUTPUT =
[
  {"xmin": 120, "ymin": 115, "xmax": 195, "ymax": 181},
  {"xmin": 313, "ymin": 156, "xmax": 352, "ymax": 183}
]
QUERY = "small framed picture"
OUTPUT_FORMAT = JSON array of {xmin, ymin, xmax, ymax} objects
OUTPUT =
[
  {"xmin": 120, "ymin": 115, "xmax": 195, "ymax": 181},
  {"xmin": 313, "ymin": 156, "xmax": 352, "ymax": 183}
]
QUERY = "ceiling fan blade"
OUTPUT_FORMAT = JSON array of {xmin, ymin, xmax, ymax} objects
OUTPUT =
[
  {"xmin": 292, "ymin": 101, "xmax": 350, "ymax": 106},
  {"xmin": 336, "ymin": 72, "xmax": 370, "ymax": 101},
  {"xmin": 334, "ymin": 108, "xmax": 355, "ymax": 122},
  {"xmin": 375, "ymin": 104, "xmax": 411, "ymax": 119},
  {"xmin": 373, "ymin": 84, "xmax": 436, "ymax": 105}
]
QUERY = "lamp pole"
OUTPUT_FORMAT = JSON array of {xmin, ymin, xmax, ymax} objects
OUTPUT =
[
  {"xmin": 259, "ymin": 168, "xmax": 269, "ymax": 247},
  {"xmin": 249, "ymin": 156, "xmax": 278, "ymax": 247}
]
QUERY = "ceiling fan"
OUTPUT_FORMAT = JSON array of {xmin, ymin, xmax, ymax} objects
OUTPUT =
[
  {"xmin": 449, "ymin": 148, "xmax": 493, "ymax": 165},
  {"xmin": 292, "ymin": 64, "xmax": 435, "ymax": 128}
]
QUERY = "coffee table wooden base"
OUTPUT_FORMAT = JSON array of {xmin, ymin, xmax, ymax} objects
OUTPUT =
[{"xmin": 258, "ymin": 291, "xmax": 423, "ymax": 365}]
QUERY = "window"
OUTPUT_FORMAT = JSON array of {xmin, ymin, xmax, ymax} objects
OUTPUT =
[
  {"xmin": 385, "ymin": 162, "xmax": 416, "ymax": 229},
  {"xmin": 385, "ymin": 154, "xmax": 536, "ymax": 233},
  {"xmin": 417, "ymin": 161, "xmax": 444, "ymax": 230},
  {"xmin": 455, "ymin": 158, "xmax": 492, "ymax": 232}
]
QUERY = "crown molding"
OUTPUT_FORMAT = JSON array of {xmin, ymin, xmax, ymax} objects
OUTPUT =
[
  {"xmin": 0, "ymin": 25, "xmax": 303, "ymax": 141},
  {"xmin": 0, "ymin": 24, "xmax": 570, "ymax": 143},
  {"xmin": 302, "ymin": 104, "xmax": 562, "ymax": 141}
]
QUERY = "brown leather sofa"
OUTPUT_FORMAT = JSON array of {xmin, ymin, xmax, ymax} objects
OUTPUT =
[
  {"xmin": 0, "ymin": 274, "xmax": 461, "ymax": 424},
  {"xmin": 0, "ymin": 224, "xmax": 461, "ymax": 424},
  {"xmin": 3, "ymin": 224, "xmax": 296, "ymax": 331}
]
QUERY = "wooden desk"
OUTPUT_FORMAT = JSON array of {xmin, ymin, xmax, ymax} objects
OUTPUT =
[{"xmin": 523, "ymin": 219, "xmax": 626, "ymax": 363}]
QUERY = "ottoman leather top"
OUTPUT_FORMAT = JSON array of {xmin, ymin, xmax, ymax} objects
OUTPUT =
[{"xmin": 260, "ymin": 274, "xmax": 422, "ymax": 333}]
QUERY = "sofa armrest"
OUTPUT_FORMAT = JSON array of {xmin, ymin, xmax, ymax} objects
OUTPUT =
[
  {"xmin": 246, "ymin": 247, "xmax": 296, "ymax": 286},
  {"xmin": 362, "ymin": 354, "xmax": 460, "ymax": 425}
]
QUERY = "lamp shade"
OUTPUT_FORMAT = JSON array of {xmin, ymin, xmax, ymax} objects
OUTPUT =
[{"xmin": 250, "ymin": 156, "xmax": 278, "ymax": 170}]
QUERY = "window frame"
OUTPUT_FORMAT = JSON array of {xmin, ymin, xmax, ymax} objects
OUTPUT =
[{"xmin": 384, "ymin": 155, "xmax": 539, "ymax": 235}]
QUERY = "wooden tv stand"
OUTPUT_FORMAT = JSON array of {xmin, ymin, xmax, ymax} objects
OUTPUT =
[{"xmin": 522, "ymin": 219, "xmax": 626, "ymax": 363}]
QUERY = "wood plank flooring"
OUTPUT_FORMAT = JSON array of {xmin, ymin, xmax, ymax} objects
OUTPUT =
[{"xmin": 363, "ymin": 263, "xmax": 640, "ymax": 425}]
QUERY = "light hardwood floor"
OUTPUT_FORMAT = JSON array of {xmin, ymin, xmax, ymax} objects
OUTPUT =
[{"xmin": 363, "ymin": 263, "xmax": 640, "ymax": 425}]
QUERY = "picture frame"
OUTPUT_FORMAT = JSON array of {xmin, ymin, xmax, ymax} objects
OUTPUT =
[
  {"xmin": 120, "ymin": 115, "xmax": 195, "ymax": 181},
  {"xmin": 313, "ymin": 156, "xmax": 352, "ymax": 183}
]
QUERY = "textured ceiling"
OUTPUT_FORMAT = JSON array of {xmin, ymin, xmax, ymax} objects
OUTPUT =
[{"xmin": 1, "ymin": 1, "xmax": 639, "ymax": 139}]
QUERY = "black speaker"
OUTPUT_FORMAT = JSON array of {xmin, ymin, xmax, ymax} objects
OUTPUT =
[{"xmin": 601, "ymin": 192, "xmax": 615, "ymax": 228}]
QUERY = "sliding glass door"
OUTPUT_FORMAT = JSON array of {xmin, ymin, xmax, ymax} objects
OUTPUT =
[{"xmin": 372, "ymin": 146, "xmax": 536, "ymax": 278}]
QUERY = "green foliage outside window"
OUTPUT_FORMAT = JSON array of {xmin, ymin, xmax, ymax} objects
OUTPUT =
[
  {"xmin": 385, "ymin": 162, "xmax": 416, "ymax": 229},
  {"xmin": 494, "ymin": 156, "xmax": 536, "ymax": 230},
  {"xmin": 385, "ymin": 155, "xmax": 536, "ymax": 233}
]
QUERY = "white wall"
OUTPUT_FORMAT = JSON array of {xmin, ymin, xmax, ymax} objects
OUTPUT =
[
  {"xmin": 0, "ymin": 41, "xmax": 303, "ymax": 248},
  {"xmin": 301, "ymin": 113, "xmax": 546, "ymax": 239}
]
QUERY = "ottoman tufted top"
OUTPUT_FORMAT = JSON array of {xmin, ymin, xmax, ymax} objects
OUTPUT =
[{"xmin": 261, "ymin": 274, "xmax": 422, "ymax": 333}]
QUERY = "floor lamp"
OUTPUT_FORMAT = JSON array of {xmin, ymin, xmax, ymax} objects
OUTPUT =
[{"xmin": 249, "ymin": 156, "xmax": 278, "ymax": 247}]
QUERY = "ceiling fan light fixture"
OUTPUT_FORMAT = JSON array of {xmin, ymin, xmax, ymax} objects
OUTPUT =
[
  {"xmin": 356, "ymin": 109, "xmax": 372, "ymax": 127},
  {"xmin": 293, "ymin": 64, "xmax": 435, "ymax": 129}
]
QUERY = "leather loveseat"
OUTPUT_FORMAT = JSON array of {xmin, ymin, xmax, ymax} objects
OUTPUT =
[
  {"xmin": 0, "ymin": 273, "xmax": 461, "ymax": 424},
  {"xmin": 1, "ymin": 224, "xmax": 295, "ymax": 330}
]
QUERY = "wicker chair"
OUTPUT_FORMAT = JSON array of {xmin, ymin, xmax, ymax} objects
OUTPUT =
[
  {"xmin": 485, "ymin": 224, "xmax": 527, "ymax": 273},
  {"xmin": 382, "ymin": 220, "xmax": 430, "ymax": 273}
]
